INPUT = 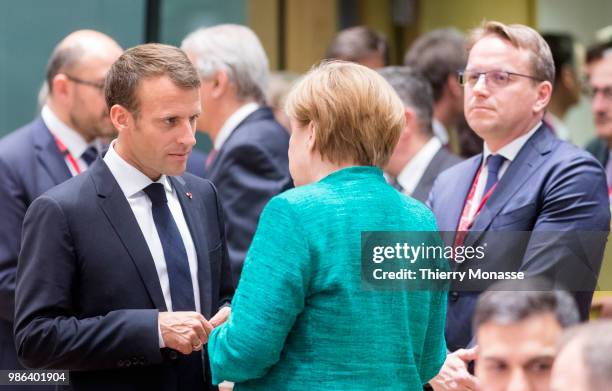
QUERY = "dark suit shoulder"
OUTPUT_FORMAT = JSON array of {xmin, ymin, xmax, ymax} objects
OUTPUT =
[
  {"xmin": 223, "ymin": 108, "xmax": 289, "ymax": 151},
  {"xmin": 0, "ymin": 118, "xmax": 44, "ymax": 162}
]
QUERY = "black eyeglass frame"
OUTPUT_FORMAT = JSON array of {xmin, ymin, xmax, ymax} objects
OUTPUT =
[{"xmin": 65, "ymin": 74, "xmax": 105, "ymax": 91}]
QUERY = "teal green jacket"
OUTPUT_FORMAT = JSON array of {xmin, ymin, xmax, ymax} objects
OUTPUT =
[{"xmin": 208, "ymin": 166, "xmax": 447, "ymax": 390}]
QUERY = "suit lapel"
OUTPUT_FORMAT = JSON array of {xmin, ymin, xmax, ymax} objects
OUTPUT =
[
  {"xmin": 90, "ymin": 160, "xmax": 168, "ymax": 311},
  {"xmin": 465, "ymin": 127, "xmax": 554, "ymax": 246},
  {"xmin": 170, "ymin": 177, "xmax": 212, "ymax": 318},
  {"xmin": 33, "ymin": 119, "xmax": 71, "ymax": 184}
]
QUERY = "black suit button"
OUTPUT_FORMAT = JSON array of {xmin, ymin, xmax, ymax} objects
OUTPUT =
[
  {"xmin": 169, "ymin": 351, "xmax": 178, "ymax": 360},
  {"xmin": 450, "ymin": 291, "xmax": 459, "ymax": 301}
]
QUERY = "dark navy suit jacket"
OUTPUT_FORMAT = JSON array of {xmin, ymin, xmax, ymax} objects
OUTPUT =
[
  {"xmin": 0, "ymin": 117, "xmax": 72, "ymax": 376},
  {"xmin": 428, "ymin": 125, "xmax": 610, "ymax": 351},
  {"xmin": 186, "ymin": 149, "xmax": 208, "ymax": 178},
  {"xmin": 14, "ymin": 159, "xmax": 234, "ymax": 390},
  {"xmin": 206, "ymin": 107, "xmax": 292, "ymax": 285}
]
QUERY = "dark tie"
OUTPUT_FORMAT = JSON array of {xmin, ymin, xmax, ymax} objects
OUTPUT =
[
  {"xmin": 143, "ymin": 183, "xmax": 196, "ymax": 311},
  {"xmin": 81, "ymin": 146, "xmax": 98, "ymax": 166},
  {"xmin": 483, "ymin": 154, "xmax": 506, "ymax": 195}
]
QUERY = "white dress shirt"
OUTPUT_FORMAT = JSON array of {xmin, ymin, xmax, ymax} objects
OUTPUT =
[
  {"xmin": 397, "ymin": 137, "xmax": 443, "ymax": 195},
  {"xmin": 213, "ymin": 102, "xmax": 259, "ymax": 150},
  {"xmin": 432, "ymin": 118, "xmax": 449, "ymax": 146},
  {"xmin": 42, "ymin": 105, "xmax": 101, "ymax": 175},
  {"xmin": 103, "ymin": 141, "xmax": 200, "ymax": 347},
  {"xmin": 467, "ymin": 121, "xmax": 542, "ymax": 221}
]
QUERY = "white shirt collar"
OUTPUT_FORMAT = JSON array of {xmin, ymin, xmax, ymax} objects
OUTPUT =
[
  {"xmin": 103, "ymin": 140, "xmax": 173, "ymax": 198},
  {"xmin": 213, "ymin": 102, "xmax": 260, "ymax": 150},
  {"xmin": 397, "ymin": 137, "xmax": 443, "ymax": 194},
  {"xmin": 482, "ymin": 121, "xmax": 542, "ymax": 165},
  {"xmin": 432, "ymin": 118, "xmax": 449, "ymax": 145},
  {"xmin": 41, "ymin": 104, "xmax": 100, "ymax": 157}
]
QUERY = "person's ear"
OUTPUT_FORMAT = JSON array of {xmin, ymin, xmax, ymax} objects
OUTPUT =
[
  {"xmin": 110, "ymin": 104, "xmax": 132, "ymax": 134},
  {"xmin": 533, "ymin": 81, "xmax": 553, "ymax": 113},
  {"xmin": 211, "ymin": 70, "xmax": 229, "ymax": 99},
  {"xmin": 306, "ymin": 121, "xmax": 316, "ymax": 152},
  {"xmin": 51, "ymin": 74, "xmax": 71, "ymax": 102}
]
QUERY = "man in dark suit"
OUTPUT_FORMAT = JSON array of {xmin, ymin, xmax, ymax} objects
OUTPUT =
[
  {"xmin": 0, "ymin": 30, "xmax": 122, "ymax": 380},
  {"xmin": 14, "ymin": 43, "xmax": 234, "ymax": 390},
  {"xmin": 379, "ymin": 66, "xmax": 462, "ymax": 202},
  {"xmin": 181, "ymin": 25, "xmax": 292, "ymax": 285},
  {"xmin": 427, "ymin": 22, "xmax": 609, "ymax": 391}
]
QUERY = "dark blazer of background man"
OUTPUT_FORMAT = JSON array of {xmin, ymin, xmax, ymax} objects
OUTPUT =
[
  {"xmin": 14, "ymin": 44, "xmax": 233, "ymax": 391},
  {"xmin": 182, "ymin": 25, "xmax": 292, "ymax": 285},
  {"xmin": 0, "ymin": 30, "xmax": 122, "ymax": 380},
  {"xmin": 428, "ymin": 22, "xmax": 609, "ymax": 352},
  {"xmin": 379, "ymin": 66, "xmax": 462, "ymax": 203}
]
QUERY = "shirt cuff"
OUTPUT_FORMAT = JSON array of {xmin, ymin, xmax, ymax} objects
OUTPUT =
[{"xmin": 158, "ymin": 316, "xmax": 165, "ymax": 348}]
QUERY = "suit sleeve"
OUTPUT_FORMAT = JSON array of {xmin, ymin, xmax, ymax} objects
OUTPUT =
[
  {"xmin": 520, "ymin": 154, "xmax": 611, "ymax": 318},
  {"xmin": 14, "ymin": 195, "xmax": 163, "ymax": 370},
  {"xmin": 0, "ymin": 156, "xmax": 27, "ymax": 322},
  {"xmin": 214, "ymin": 143, "xmax": 290, "ymax": 282},
  {"xmin": 207, "ymin": 196, "xmax": 309, "ymax": 384}
]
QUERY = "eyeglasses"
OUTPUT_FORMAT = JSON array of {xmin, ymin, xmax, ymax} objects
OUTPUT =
[
  {"xmin": 583, "ymin": 85, "xmax": 612, "ymax": 100},
  {"xmin": 457, "ymin": 70, "xmax": 543, "ymax": 88},
  {"xmin": 65, "ymin": 75, "xmax": 105, "ymax": 91}
]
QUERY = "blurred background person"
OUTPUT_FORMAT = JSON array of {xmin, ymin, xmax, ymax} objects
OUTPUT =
[
  {"xmin": 550, "ymin": 320, "xmax": 612, "ymax": 391},
  {"xmin": 207, "ymin": 61, "xmax": 448, "ymax": 389},
  {"xmin": 379, "ymin": 66, "xmax": 461, "ymax": 202},
  {"xmin": 267, "ymin": 70, "xmax": 300, "ymax": 132},
  {"xmin": 541, "ymin": 33, "xmax": 584, "ymax": 140},
  {"xmin": 404, "ymin": 28, "xmax": 481, "ymax": 157},
  {"xmin": 325, "ymin": 25, "xmax": 388, "ymax": 69},
  {"xmin": 0, "ymin": 29, "xmax": 122, "ymax": 379},
  {"xmin": 473, "ymin": 282, "xmax": 579, "ymax": 391},
  {"xmin": 429, "ymin": 280, "xmax": 579, "ymax": 391},
  {"xmin": 181, "ymin": 24, "xmax": 292, "ymax": 285}
]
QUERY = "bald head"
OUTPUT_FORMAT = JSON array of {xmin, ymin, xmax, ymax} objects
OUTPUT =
[
  {"xmin": 45, "ymin": 30, "xmax": 123, "ymax": 141},
  {"xmin": 47, "ymin": 30, "xmax": 122, "ymax": 94}
]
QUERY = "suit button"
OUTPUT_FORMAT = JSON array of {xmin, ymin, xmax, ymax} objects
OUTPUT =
[
  {"xmin": 169, "ymin": 351, "xmax": 178, "ymax": 360},
  {"xmin": 450, "ymin": 291, "xmax": 459, "ymax": 301}
]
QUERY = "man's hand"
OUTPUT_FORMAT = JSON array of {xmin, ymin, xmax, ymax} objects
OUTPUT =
[
  {"xmin": 429, "ymin": 347, "xmax": 479, "ymax": 391},
  {"xmin": 210, "ymin": 307, "xmax": 231, "ymax": 328},
  {"xmin": 159, "ymin": 311, "xmax": 212, "ymax": 354}
]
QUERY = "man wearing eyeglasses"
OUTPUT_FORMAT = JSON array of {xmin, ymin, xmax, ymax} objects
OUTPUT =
[
  {"xmin": 0, "ymin": 30, "xmax": 122, "ymax": 380},
  {"xmin": 427, "ymin": 21, "xmax": 609, "ymax": 391}
]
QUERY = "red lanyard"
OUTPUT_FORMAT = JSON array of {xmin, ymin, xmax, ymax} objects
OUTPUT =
[
  {"xmin": 54, "ymin": 136, "xmax": 82, "ymax": 175},
  {"xmin": 454, "ymin": 166, "xmax": 497, "ymax": 247}
]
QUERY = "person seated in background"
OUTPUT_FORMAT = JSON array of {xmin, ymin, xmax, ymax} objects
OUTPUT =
[
  {"xmin": 181, "ymin": 24, "xmax": 292, "ymax": 285},
  {"xmin": 379, "ymin": 66, "xmax": 462, "ymax": 202},
  {"xmin": 325, "ymin": 25, "xmax": 388, "ymax": 69},
  {"xmin": 541, "ymin": 33, "xmax": 584, "ymax": 140},
  {"xmin": 430, "ymin": 280, "xmax": 580, "ymax": 391},
  {"xmin": 550, "ymin": 320, "xmax": 612, "ymax": 390},
  {"xmin": 207, "ymin": 61, "xmax": 448, "ymax": 390}
]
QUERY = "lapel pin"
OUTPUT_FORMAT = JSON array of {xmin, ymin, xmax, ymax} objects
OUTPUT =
[{"xmin": 186, "ymin": 192, "xmax": 193, "ymax": 199}]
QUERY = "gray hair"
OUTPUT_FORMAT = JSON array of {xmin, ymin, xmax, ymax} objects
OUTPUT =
[
  {"xmin": 473, "ymin": 279, "xmax": 580, "ymax": 331},
  {"xmin": 181, "ymin": 24, "xmax": 269, "ymax": 105},
  {"xmin": 559, "ymin": 320, "xmax": 612, "ymax": 389},
  {"xmin": 377, "ymin": 66, "xmax": 433, "ymax": 136},
  {"xmin": 404, "ymin": 28, "xmax": 467, "ymax": 102}
]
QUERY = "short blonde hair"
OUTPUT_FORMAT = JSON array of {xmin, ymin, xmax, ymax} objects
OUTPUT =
[
  {"xmin": 468, "ymin": 21, "xmax": 555, "ymax": 83},
  {"xmin": 285, "ymin": 61, "xmax": 404, "ymax": 167}
]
